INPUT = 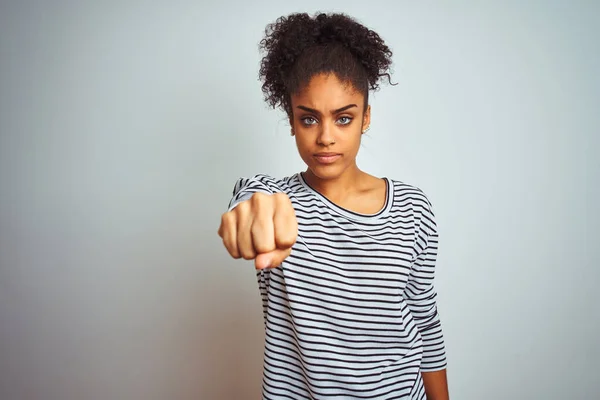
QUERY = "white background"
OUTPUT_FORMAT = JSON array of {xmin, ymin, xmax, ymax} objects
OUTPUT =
[{"xmin": 1, "ymin": 1, "xmax": 598, "ymax": 399}]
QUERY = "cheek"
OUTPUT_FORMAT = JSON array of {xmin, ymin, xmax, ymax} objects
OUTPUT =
[
  {"xmin": 294, "ymin": 136, "xmax": 312, "ymax": 157},
  {"xmin": 345, "ymin": 132, "xmax": 363, "ymax": 155}
]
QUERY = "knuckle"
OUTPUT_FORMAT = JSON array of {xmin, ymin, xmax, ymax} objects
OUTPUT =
[
  {"xmin": 222, "ymin": 238, "xmax": 238, "ymax": 258},
  {"xmin": 252, "ymin": 193, "xmax": 277, "ymax": 216},
  {"xmin": 255, "ymin": 245, "xmax": 273, "ymax": 255},
  {"xmin": 237, "ymin": 235, "xmax": 254, "ymax": 259},
  {"xmin": 251, "ymin": 192, "xmax": 269, "ymax": 204},
  {"xmin": 240, "ymin": 249, "xmax": 255, "ymax": 260},
  {"xmin": 277, "ymin": 234, "xmax": 296, "ymax": 249},
  {"xmin": 273, "ymin": 192, "xmax": 290, "ymax": 203},
  {"xmin": 221, "ymin": 211, "xmax": 234, "ymax": 226},
  {"xmin": 219, "ymin": 213, "xmax": 238, "ymax": 238},
  {"xmin": 235, "ymin": 200, "xmax": 250, "ymax": 214},
  {"xmin": 279, "ymin": 223, "xmax": 298, "ymax": 248},
  {"xmin": 254, "ymin": 243, "xmax": 271, "ymax": 254}
]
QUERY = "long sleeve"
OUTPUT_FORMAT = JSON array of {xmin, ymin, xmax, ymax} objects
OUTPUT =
[
  {"xmin": 404, "ymin": 197, "xmax": 447, "ymax": 371},
  {"xmin": 227, "ymin": 174, "xmax": 281, "ymax": 212},
  {"xmin": 227, "ymin": 174, "xmax": 284, "ymax": 324}
]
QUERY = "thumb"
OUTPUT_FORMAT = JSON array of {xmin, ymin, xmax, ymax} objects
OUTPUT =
[{"xmin": 255, "ymin": 248, "xmax": 292, "ymax": 270}]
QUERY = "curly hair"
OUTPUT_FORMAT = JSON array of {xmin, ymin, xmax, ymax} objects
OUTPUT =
[{"xmin": 258, "ymin": 12, "xmax": 394, "ymax": 117}]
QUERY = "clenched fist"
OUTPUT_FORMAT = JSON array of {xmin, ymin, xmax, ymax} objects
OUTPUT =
[{"xmin": 218, "ymin": 192, "xmax": 298, "ymax": 269}]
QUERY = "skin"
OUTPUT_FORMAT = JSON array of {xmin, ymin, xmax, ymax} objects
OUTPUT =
[
  {"xmin": 289, "ymin": 73, "xmax": 450, "ymax": 400},
  {"xmin": 423, "ymin": 370, "xmax": 450, "ymax": 400}
]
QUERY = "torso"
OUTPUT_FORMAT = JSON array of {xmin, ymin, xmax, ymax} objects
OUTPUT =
[
  {"xmin": 255, "ymin": 173, "xmax": 430, "ymax": 399},
  {"xmin": 227, "ymin": 172, "xmax": 443, "ymax": 399}
]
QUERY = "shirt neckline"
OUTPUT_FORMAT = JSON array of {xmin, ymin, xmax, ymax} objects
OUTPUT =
[{"xmin": 297, "ymin": 172, "xmax": 394, "ymax": 222}]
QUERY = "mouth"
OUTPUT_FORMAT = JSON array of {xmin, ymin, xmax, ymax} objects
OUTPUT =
[{"xmin": 314, "ymin": 153, "xmax": 341, "ymax": 164}]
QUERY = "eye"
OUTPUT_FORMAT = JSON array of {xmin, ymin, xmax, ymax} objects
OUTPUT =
[
  {"xmin": 337, "ymin": 116, "xmax": 353, "ymax": 125},
  {"xmin": 301, "ymin": 117, "xmax": 318, "ymax": 126}
]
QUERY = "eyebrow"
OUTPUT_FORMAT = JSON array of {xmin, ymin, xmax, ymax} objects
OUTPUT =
[{"xmin": 296, "ymin": 104, "xmax": 358, "ymax": 115}]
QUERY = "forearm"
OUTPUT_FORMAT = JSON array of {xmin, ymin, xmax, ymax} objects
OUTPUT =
[{"xmin": 422, "ymin": 369, "xmax": 449, "ymax": 400}]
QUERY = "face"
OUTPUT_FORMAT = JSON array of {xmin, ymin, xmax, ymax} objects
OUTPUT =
[{"xmin": 289, "ymin": 73, "xmax": 370, "ymax": 181}]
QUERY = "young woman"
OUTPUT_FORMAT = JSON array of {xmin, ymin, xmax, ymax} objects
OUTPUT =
[{"xmin": 218, "ymin": 12, "xmax": 449, "ymax": 400}]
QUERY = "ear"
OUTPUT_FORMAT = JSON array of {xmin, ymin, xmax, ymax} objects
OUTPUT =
[{"xmin": 362, "ymin": 105, "xmax": 371, "ymax": 133}]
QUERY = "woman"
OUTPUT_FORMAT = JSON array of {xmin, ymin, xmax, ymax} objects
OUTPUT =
[{"xmin": 218, "ymin": 12, "xmax": 449, "ymax": 399}]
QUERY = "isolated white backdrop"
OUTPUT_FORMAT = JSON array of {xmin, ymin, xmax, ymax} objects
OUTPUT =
[{"xmin": 0, "ymin": 1, "xmax": 598, "ymax": 399}]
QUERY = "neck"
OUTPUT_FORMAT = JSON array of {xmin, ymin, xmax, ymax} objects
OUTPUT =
[{"xmin": 302, "ymin": 164, "xmax": 365, "ymax": 202}]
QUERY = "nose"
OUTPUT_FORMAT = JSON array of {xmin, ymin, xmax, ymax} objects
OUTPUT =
[{"xmin": 316, "ymin": 121, "xmax": 335, "ymax": 146}]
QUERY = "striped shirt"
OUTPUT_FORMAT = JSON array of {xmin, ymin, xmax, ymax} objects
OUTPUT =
[{"xmin": 228, "ymin": 173, "xmax": 447, "ymax": 399}]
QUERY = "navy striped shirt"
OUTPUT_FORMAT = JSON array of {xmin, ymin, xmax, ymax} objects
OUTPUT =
[{"xmin": 228, "ymin": 173, "xmax": 446, "ymax": 399}]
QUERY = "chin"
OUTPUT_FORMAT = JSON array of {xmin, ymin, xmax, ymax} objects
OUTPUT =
[{"xmin": 307, "ymin": 164, "xmax": 345, "ymax": 180}]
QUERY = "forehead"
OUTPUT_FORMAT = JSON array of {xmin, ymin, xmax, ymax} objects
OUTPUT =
[{"xmin": 291, "ymin": 73, "xmax": 363, "ymax": 107}]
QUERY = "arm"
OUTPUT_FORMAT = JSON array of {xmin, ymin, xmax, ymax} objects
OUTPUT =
[
  {"xmin": 422, "ymin": 370, "xmax": 449, "ymax": 400},
  {"xmin": 223, "ymin": 174, "xmax": 294, "ymax": 285},
  {"xmin": 404, "ymin": 197, "xmax": 449, "ymax": 399}
]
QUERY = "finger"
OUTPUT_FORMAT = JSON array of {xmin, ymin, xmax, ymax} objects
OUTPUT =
[
  {"xmin": 219, "ymin": 212, "xmax": 240, "ymax": 258},
  {"xmin": 222, "ymin": 220, "xmax": 240, "ymax": 260},
  {"xmin": 255, "ymin": 248, "xmax": 292, "ymax": 270},
  {"xmin": 273, "ymin": 195, "xmax": 298, "ymax": 250},
  {"xmin": 251, "ymin": 208, "xmax": 276, "ymax": 254},
  {"xmin": 236, "ymin": 205, "xmax": 256, "ymax": 260}
]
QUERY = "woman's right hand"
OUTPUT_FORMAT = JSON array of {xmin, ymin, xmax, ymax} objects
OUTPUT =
[{"xmin": 218, "ymin": 192, "xmax": 298, "ymax": 269}]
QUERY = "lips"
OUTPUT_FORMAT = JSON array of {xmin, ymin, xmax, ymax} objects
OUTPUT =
[{"xmin": 314, "ymin": 153, "xmax": 341, "ymax": 164}]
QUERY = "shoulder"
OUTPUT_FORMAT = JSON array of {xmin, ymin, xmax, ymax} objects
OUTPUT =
[
  {"xmin": 389, "ymin": 178, "xmax": 434, "ymax": 210},
  {"xmin": 232, "ymin": 172, "xmax": 303, "ymax": 195},
  {"xmin": 388, "ymin": 178, "xmax": 437, "ymax": 232},
  {"xmin": 228, "ymin": 173, "xmax": 304, "ymax": 211}
]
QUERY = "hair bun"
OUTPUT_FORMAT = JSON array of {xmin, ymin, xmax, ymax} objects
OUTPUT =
[{"xmin": 259, "ymin": 12, "xmax": 394, "ymax": 115}]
